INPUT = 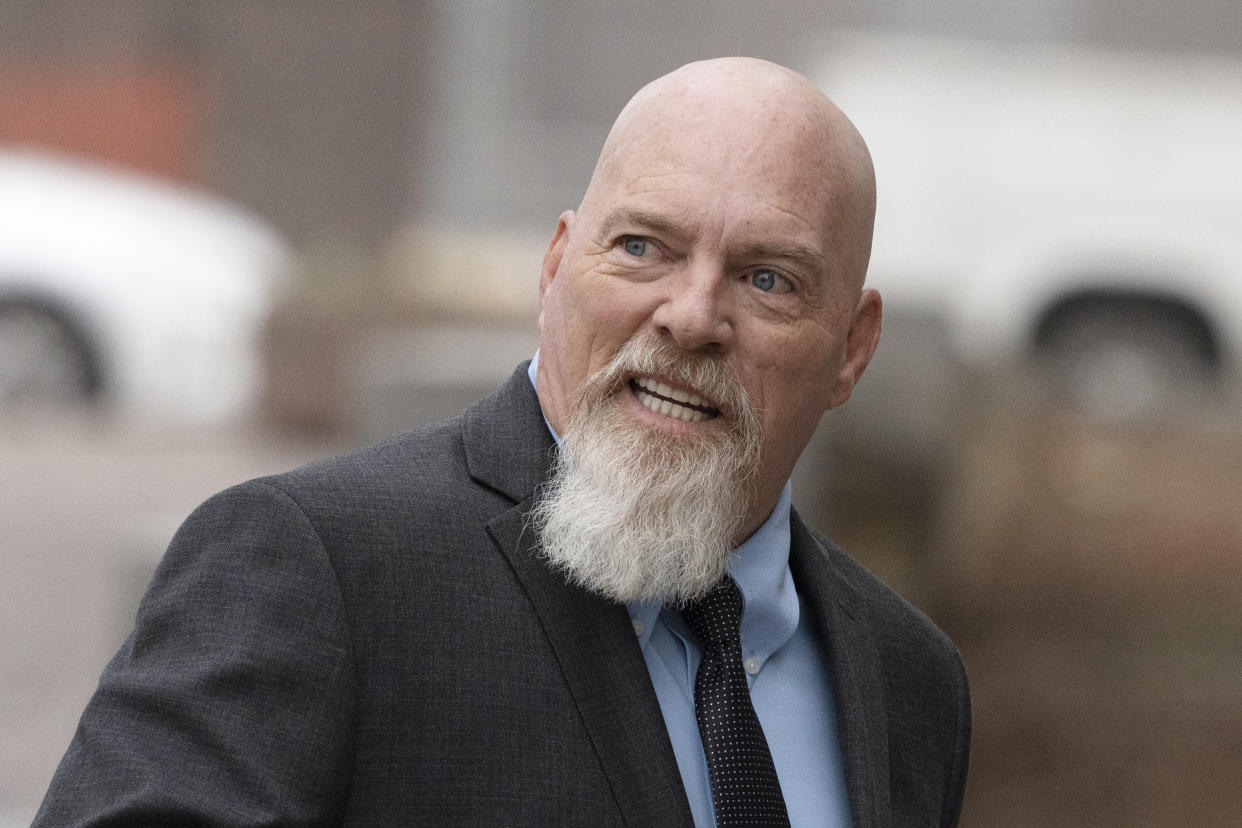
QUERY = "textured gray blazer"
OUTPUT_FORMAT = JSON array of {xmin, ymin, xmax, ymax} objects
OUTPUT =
[{"xmin": 36, "ymin": 363, "xmax": 970, "ymax": 827}]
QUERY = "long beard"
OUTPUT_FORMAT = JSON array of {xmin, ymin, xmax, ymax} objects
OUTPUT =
[{"xmin": 532, "ymin": 334, "xmax": 762, "ymax": 606}]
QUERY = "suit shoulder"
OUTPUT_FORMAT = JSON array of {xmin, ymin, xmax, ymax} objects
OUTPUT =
[
  {"xmin": 259, "ymin": 416, "xmax": 474, "ymax": 505},
  {"xmin": 805, "ymin": 527, "xmax": 963, "ymax": 672},
  {"xmin": 797, "ymin": 525, "xmax": 971, "ymax": 824}
]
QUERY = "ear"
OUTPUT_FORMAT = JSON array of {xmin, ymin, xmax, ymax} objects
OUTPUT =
[
  {"xmin": 538, "ymin": 211, "xmax": 575, "ymax": 317},
  {"xmin": 827, "ymin": 288, "xmax": 882, "ymax": 409}
]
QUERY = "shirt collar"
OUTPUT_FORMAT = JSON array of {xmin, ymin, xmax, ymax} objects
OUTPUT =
[
  {"xmin": 627, "ymin": 482, "xmax": 799, "ymax": 672},
  {"xmin": 730, "ymin": 481, "xmax": 799, "ymax": 666},
  {"xmin": 528, "ymin": 351, "xmax": 557, "ymax": 438}
]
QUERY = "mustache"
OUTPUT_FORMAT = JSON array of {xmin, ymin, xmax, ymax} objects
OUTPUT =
[{"xmin": 570, "ymin": 332, "xmax": 757, "ymax": 430}]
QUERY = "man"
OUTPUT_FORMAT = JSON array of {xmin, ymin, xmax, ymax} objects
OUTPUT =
[{"xmin": 37, "ymin": 58, "xmax": 970, "ymax": 826}]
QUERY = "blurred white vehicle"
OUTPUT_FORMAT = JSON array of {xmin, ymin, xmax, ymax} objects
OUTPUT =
[
  {"xmin": 0, "ymin": 149, "xmax": 289, "ymax": 422},
  {"xmin": 813, "ymin": 33, "xmax": 1242, "ymax": 419}
]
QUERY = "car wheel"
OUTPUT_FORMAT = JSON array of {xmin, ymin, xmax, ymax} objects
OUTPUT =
[
  {"xmin": 1033, "ymin": 299, "xmax": 1218, "ymax": 418},
  {"xmin": 0, "ymin": 298, "xmax": 101, "ymax": 409}
]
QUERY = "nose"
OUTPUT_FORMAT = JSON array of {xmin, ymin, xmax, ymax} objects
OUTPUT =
[{"xmin": 650, "ymin": 260, "xmax": 734, "ymax": 352}]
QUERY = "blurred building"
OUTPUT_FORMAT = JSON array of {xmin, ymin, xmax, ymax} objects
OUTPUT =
[
  {"xmin": 5, "ymin": 0, "xmax": 1239, "ymax": 277},
  {"xmin": 0, "ymin": 1, "xmax": 429, "ymax": 245}
]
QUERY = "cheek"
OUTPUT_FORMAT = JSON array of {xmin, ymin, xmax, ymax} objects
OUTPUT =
[
  {"xmin": 540, "ymin": 279, "xmax": 597, "ymax": 390},
  {"xmin": 757, "ymin": 372, "xmax": 830, "ymax": 441},
  {"xmin": 752, "ymin": 354, "xmax": 837, "ymax": 466},
  {"xmin": 744, "ymin": 329, "xmax": 842, "ymax": 413},
  {"xmin": 579, "ymin": 272, "xmax": 660, "ymax": 336},
  {"xmin": 547, "ymin": 271, "xmax": 643, "ymax": 376}
]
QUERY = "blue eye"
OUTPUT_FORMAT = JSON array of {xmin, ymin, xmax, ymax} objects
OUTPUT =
[
  {"xmin": 622, "ymin": 236, "xmax": 648, "ymax": 257},
  {"xmin": 751, "ymin": 269, "xmax": 780, "ymax": 292}
]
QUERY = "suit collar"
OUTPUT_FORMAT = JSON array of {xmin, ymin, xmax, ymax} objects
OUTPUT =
[
  {"xmin": 470, "ymin": 363, "xmax": 695, "ymax": 826},
  {"xmin": 461, "ymin": 361, "xmax": 557, "ymax": 503},
  {"xmin": 789, "ymin": 510, "xmax": 893, "ymax": 828}
]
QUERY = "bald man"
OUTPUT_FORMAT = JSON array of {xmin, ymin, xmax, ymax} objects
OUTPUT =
[{"xmin": 37, "ymin": 59, "xmax": 970, "ymax": 827}]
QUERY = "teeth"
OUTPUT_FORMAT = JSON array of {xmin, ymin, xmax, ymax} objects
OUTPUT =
[{"xmin": 633, "ymin": 379, "xmax": 711, "ymax": 423}]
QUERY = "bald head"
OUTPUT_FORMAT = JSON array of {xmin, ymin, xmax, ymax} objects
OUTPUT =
[{"xmin": 581, "ymin": 57, "xmax": 876, "ymax": 289}]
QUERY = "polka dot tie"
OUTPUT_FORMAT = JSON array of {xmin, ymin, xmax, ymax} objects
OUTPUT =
[{"xmin": 682, "ymin": 577, "xmax": 791, "ymax": 826}]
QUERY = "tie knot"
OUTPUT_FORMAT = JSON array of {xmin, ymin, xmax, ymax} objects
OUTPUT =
[{"xmin": 682, "ymin": 577, "xmax": 744, "ymax": 649}]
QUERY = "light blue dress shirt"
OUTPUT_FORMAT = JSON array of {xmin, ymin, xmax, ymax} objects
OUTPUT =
[{"xmin": 528, "ymin": 354, "xmax": 850, "ymax": 827}]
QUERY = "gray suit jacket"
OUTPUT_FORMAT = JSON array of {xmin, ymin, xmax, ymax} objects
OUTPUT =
[{"xmin": 36, "ymin": 363, "xmax": 970, "ymax": 826}]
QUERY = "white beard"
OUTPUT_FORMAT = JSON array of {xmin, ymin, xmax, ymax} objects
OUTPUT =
[{"xmin": 532, "ymin": 334, "xmax": 762, "ymax": 606}]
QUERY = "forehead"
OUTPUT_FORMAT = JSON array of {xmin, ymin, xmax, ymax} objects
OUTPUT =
[
  {"xmin": 614, "ymin": 88, "xmax": 831, "ymax": 182},
  {"xmin": 591, "ymin": 117, "xmax": 841, "ymax": 258}
]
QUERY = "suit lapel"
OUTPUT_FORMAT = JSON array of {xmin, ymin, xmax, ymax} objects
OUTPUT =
[
  {"xmin": 463, "ymin": 366, "xmax": 694, "ymax": 827},
  {"xmin": 789, "ymin": 511, "xmax": 892, "ymax": 828},
  {"xmin": 489, "ymin": 504, "xmax": 694, "ymax": 826}
]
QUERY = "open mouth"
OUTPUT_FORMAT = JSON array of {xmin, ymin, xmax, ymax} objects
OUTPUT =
[{"xmin": 629, "ymin": 378, "xmax": 720, "ymax": 423}]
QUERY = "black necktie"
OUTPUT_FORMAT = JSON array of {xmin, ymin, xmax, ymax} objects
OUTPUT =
[{"xmin": 682, "ymin": 577, "xmax": 791, "ymax": 826}]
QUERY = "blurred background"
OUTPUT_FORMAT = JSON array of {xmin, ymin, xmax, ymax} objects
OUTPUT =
[{"xmin": 2, "ymin": 1, "xmax": 1241, "ymax": 824}]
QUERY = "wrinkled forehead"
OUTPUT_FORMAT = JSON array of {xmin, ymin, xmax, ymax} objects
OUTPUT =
[{"xmin": 594, "ymin": 127, "xmax": 841, "ymax": 249}]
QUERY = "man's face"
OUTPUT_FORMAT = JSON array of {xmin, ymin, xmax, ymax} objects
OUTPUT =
[{"xmin": 535, "ymin": 76, "xmax": 880, "ymax": 541}]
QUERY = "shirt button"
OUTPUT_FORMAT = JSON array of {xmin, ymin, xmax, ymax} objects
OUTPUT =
[
  {"xmin": 631, "ymin": 618, "xmax": 645, "ymax": 637},
  {"xmin": 744, "ymin": 657, "xmax": 761, "ymax": 675}
]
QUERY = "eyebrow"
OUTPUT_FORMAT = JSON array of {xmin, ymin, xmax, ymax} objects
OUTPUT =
[
  {"xmin": 598, "ymin": 206, "xmax": 687, "ymax": 244},
  {"xmin": 599, "ymin": 205, "xmax": 830, "ymax": 276},
  {"xmin": 740, "ymin": 239, "xmax": 829, "ymax": 276}
]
